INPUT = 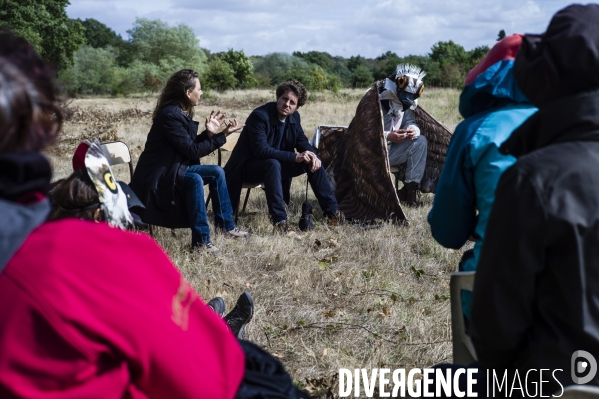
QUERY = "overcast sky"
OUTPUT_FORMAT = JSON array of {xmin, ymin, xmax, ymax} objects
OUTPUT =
[{"xmin": 67, "ymin": 0, "xmax": 583, "ymax": 58}]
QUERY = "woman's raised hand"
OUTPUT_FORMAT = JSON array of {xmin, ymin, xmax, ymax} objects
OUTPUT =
[
  {"xmin": 222, "ymin": 119, "xmax": 245, "ymax": 136},
  {"xmin": 205, "ymin": 110, "xmax": 226, "ymax": 135}
]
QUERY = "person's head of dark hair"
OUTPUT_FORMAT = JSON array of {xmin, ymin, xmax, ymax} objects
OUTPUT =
[
  {"xmin": 0, "ymin": 56, "xmax": 62, "ymax": 154},
  {"xmin": 275, "ymin": 80, "xmax": 308, "ymax": 108},
  {"xmin": 153, "ymin": 69, "xmax": 199, "ymax": 118},
  {"xmin": 49, "ymin": 169, "xmax": 104, "ymax": 222},
  {"xmin": 0, "ymin": 32, "xmax": 62, "ymax": 154},
  {"xmin": 0, "ymin": 30, "xmax": 58, "ymax": 106},
  {"xmin": 514, "ymin": 3, "xmax": 599, "ymax": 106}
]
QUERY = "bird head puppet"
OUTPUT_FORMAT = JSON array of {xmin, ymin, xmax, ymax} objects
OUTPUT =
[
  {"xmin": 72, "ymin": 138, "xmax": 134, "ymax": 230},
  {"xmin": 379, "ymin": 64, "xmax": 426, "ymax": 112}
]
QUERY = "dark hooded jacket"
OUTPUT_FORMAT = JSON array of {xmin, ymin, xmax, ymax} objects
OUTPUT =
[
  {"xmin": 471, "ymin": 4, "xmax": 599, "ymax": 392},
  {"xmin": 130, "ymin": 105, "xmax": 226, "ymax": 228}
]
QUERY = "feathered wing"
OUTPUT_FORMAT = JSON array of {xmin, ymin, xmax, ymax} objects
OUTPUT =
[
  {"xmin": 314, "ymin": 87, "xmax": 452, "ymax": 221},
  {"xmin": 332, "ymin": 85, "xmax": 407, "ymax": 223},
  {"xmin": 414, "ymin": 106, "xmax": 452, "ymax": 193}
]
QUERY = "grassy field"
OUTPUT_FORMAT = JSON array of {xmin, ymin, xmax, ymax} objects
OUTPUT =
[{"xmin": 49, "ymin": 88, "xmax": 469, "ymax": 397}]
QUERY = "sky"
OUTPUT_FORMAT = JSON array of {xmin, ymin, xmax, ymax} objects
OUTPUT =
[{"xmin": 67, "ymin": 0, "xmax": 584, "ymax": 58}]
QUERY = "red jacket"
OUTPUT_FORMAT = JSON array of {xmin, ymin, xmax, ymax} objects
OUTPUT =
[{"xmin": 0, "ymin": 218, "xmax": 244, "ymax": 398}]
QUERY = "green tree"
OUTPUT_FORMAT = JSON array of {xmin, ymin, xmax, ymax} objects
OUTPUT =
[
  {"xmin": 497, "ymin": 29, "xmax": 506, "ymax": 41},
  {"xmin": 254, "ymin": 53, "xmax": 294, "ymax": 79},
  {"xmin": 439, "ymin": 63, "xmax": 465, "ymax": 88},
  {"xmin": 0, "ymin": 0, "xmax": 85, "ymax": 68},
  {"xmin": 81, "ymin": 18, "xmax": 123, "ymax": 48},
  {"xmin": 204, "ymin": 58, "xmax": 237, "ymax": 91},
  {"xmin": 330, "ymin": 57, "xmax": 352, "ymax": 86},
  {"xmin": 430, "ymin": 40, "xmax": 468, "ymax": 67},
  {"xmin": 219, "ymin": 49, "xmax": 257, "ymax": 88},
  {"xmin": 352, "ymin": 65, "xmax": 374, "ymax": 88},
  {"xmin": 123, "ymin": 18, "xmax": 207, "ymax": 73},
  {"xmin": 373, "ymin": 51, "xmax": 402, "ymax": 80},
  {"xmin": 253, "ymin": 53, "xmax": 312, "ymax": 84},
  {"xmin": 293, "ymin": 51, "xmax": 334, "ymax": 70},
  {"xmin": 466, "ymin": 45, "xmax": 490, "ymax": 71},
  {"xmin": 347, "ymin": 55, "xmax": 369, "ymax": 72},
  {"xmin": 58, "ymin": 45, "xmax": 120, "ymax": 94}
]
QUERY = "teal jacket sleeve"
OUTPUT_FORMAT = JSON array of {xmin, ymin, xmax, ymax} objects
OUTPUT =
[{"xmin": 427, "ymin": 117, "xmax": 484, "ymax": 249}]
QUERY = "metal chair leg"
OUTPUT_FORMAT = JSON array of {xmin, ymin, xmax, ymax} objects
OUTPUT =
[
  {"xmin": 241, "ymin": 188, "xmax": 252, "ymax": 215},
  {"xmin": 235, "ymin": 198, "xmax": 241, "ymax": 224},
  {"xmin": 206, "ymin": 192, "xmax": 211, "ymax": 208}
]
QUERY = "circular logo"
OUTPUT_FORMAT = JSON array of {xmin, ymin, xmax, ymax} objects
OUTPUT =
[
  {"xmin": 103, "ymin": 171, "xmax": 118, "ymax": 193},
  {"xmin": 571, "ymin": 350, "xmax": 598, "ymax": 384}
]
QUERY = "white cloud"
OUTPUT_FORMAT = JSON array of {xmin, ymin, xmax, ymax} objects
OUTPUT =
[{"xmin": 67, "ymin": 0, "xmax": 580, "ymax": 57}]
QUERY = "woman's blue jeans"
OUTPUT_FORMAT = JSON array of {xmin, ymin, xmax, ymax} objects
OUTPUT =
[{"xmin": 184, "ymin": 165, "xmax": 235, "ymax": 247}]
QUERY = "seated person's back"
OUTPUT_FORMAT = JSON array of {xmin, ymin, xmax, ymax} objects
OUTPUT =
[{"xmin": 471, "ymin": 4, "xmax": 599, "ymax": 391}]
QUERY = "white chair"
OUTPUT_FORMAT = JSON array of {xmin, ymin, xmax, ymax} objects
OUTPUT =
[
  {"xmin": 389, "ymin": 166, "xmax": 400, "ymax": 189},
  {"xmin": 450, "ymin": 271, "xmax": 478, "ymax": 364},
  {"xmin": 100, "ymin": 141, "xmax": 134, "ymax": 182},
  {"xmin": 101, "ymin": 141, "xmax": 157, "ymax": 234}
]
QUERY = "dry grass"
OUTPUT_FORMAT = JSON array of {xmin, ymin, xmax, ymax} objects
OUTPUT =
[{"xmin": 48, "ymin": 88, "xmax": 468, "ymax": 398}]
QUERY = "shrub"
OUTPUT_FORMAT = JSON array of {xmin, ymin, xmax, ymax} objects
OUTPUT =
[{"xmin": 204, "ymin": 58, "xmax": 237, "ymax": 91}]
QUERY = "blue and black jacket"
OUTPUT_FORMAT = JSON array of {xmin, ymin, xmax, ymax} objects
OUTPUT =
[{"xmin": 427, "ymin": 51, "xmax": 537, "ymax": 317}]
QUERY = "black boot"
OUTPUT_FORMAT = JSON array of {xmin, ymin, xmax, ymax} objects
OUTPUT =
[
  {"xmin": 397, "ymin": 182, "xmax": 420, "ymax": 206},
  {"xmin": 224, "ymin": 291, "xmax": 254, "ymax": 339},
  {"xmin": 207, "ymin": 297, "xmax": 226, "ymax": 317}
]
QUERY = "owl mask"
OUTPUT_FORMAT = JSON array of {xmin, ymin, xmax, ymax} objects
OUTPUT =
[
  {"xmin": 72, "ymin": 139, "xmax": 134, "ymax": 230},
  {"xmin": 381, "ymin": 64, "xmax": 426, "ymax": 112}
]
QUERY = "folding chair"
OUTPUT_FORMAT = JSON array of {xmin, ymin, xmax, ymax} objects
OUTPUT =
[
  {"xmin": 389, "ymin": 165, "xmax": 400, "ymax": 189},
  {"xmin": 101, "ymin": 141, "xmax": 134, "ymax": 182},
  {"xmin": 101, "ymin": 141, "xmax": 158, "ymax": 235},
  {"xmin": 208, "ymin": 133, "xmax": 264, "ymax": 223},
  {"xmin": 450, "ymin": 271, "xmax": 478, "ymax": 364}
]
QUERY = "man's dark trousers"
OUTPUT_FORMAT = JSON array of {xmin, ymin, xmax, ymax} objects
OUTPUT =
[{"xmin": 242, "ymin": 158, "xmax": 337, "ymax": 224}]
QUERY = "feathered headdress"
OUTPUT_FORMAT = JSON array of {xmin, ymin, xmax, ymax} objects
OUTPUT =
[{"xmin": 395, "ymin": 64, "xmax": 426, "ymax": 80}]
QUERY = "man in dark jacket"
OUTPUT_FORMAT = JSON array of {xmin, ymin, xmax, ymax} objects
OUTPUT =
[
  {"xmin": 471, "ymin": 3, "xmax": 599, "ymax": 393},
  {"xmin": 224, "ymin": 80, "xmax": 339, "ymax": 234}
]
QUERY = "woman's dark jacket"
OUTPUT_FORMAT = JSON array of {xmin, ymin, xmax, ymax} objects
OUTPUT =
[
  {"xmin": 130, "ymin": 105, "xmax": 226, "ymax": 228},
  {"xmin": 224, "ymin": 102, "xmax": 314, "ymax": 211}
]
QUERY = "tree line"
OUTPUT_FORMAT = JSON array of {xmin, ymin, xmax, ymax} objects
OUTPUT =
[{"xmin": 0, "ymin": 1, "xmax": 500, "ymax": 95}]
